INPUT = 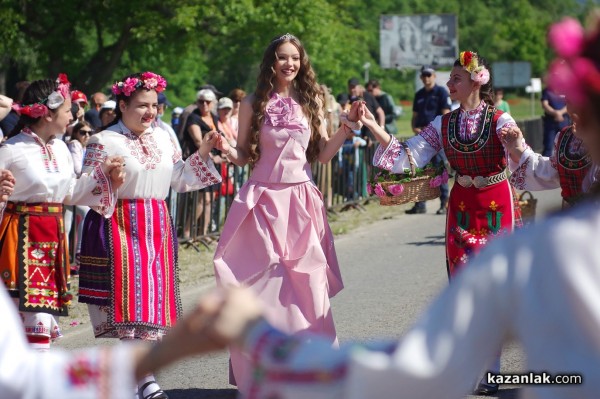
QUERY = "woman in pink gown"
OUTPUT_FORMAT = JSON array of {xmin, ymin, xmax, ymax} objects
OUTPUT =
[{"xmin": 213, "ymin": 33, "xmax": 360, "ymax": 394}]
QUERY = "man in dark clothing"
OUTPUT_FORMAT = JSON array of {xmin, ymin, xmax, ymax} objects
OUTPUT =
[
  {"xmin": 408, "ymin": 65, "xmax": 451, "ymax": 215},
  {"xmin": 366, "ymin": 79, "xmax": 399, "ymax": 135}
]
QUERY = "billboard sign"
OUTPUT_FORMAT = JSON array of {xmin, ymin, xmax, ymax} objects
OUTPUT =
[
  {"xmin": 380, "ymin": 14, "xmax": 458, "ymax": 69},
  {"xmin": 492, "ymin": 61, "xmax": 532, "ymax": 88}
]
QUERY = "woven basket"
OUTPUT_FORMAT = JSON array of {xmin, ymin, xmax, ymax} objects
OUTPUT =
[
  {"xmin": 518, "ymin": 191, "xmax": 537, "ymax": 220},
  {"xmin": 372, "ymin": 142, "xmax": 442, "ymax": 206}
]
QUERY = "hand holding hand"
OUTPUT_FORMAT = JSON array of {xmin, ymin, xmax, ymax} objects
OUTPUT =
[
  {"xmin": 199, "ymin": 131, "xmax": 219, "ymax": 161},
  {"xmin": 359, "ymin": 102, "xmax": 376, "ymax": 126},
  {"xmin": 103, "ymin": 156, "xmax": 126, "ymax": 190},
  {"xmin": 0, "ymin": 169, "xmax": 15, "ymax": 202}
]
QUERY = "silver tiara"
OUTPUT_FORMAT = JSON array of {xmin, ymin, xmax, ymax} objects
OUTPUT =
[{"xmin": 273, "ymin": 33, "xmax": 296, "ymax": 43}]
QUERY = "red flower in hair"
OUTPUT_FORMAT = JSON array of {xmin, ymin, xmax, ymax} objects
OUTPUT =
[
  {"xmin": 463, "ymin": 51, "xmax": 473, "ymax": 67},
  {"xmin": 57, "ymin": 73, "xmax": 70, "ymax": 85}
]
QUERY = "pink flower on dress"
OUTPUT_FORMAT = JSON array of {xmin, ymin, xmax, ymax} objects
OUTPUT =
[
  {"xmin": 122, "ymin": 77, "xmax": 139, "ymax": 96},
  {"xmin": 429, "ymin": 175, "xmax": 442, "ymax": 188},
  {"xmin": 374, "ymin": 183, "xmax": 386, "ymax": 197},
  {"xmin": 441, "ymin": 170, "xmax": 449, "ymax": 184},
  {"xmin": 265, "ymin": 96, "xmax": 292, "ymax": 126},
  {"xmin": 548, "ymin": 17, "xmax": 585, "ymax": 58},
  {"xmin": 387, "ymin": 184, "xmax": 404, "ymax": 196}
]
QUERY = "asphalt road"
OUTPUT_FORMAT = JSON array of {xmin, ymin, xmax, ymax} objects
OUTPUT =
[{"xmin": 56, "ymin": 188, "xmax": 562, "ymax": 399}]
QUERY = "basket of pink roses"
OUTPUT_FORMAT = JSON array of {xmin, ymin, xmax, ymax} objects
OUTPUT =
[{"xmin": 368, "ymin": 143, "xmax": 447, "ymax": 206}]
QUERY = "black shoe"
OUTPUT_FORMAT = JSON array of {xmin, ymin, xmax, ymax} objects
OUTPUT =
[
  {"xmin": 405, "ymin": 206, "xmax": 426, "ymax": 214},
  {"xmin": 436, "ymin": 207, "xmax": 446, "ymax": 215},
  {"xmin": 474, "ymin": 382, "xmax": 499, "ymax": 396}
]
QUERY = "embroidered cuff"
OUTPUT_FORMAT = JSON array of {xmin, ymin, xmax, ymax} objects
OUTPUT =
[
  {"xmin": 91, "ymin": 164, "xmax": 115, "ymax": 217},
  {"xmin": 187, "ymin": 151, "xmax": 222, "ymax": 188},
  {"xmin": 372, "ymin": 136, "xmax": 402, "ymax": 171}
]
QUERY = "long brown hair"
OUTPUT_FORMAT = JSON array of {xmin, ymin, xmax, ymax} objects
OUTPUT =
[{"xmin": 249, "ymin": 34, "xmax": 324, "ymax": 165}]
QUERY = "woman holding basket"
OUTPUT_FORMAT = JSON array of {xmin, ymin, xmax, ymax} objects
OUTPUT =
[{"xmin": 360, "ymin": 51, "xmax": 526, "ymax": 395}]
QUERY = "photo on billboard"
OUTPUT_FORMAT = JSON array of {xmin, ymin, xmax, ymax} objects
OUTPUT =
[{"xmin": 380, "ymin": 14, "xmax": 458, "ymax": 69}]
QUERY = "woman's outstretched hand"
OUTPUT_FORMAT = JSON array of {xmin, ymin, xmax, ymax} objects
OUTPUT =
[{"xmin": 199, "ymin": 131, "xmax": 220, "ymax": 161}]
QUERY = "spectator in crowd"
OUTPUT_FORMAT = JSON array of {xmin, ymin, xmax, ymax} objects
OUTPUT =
[
  {"xmin": 217, "ymin": 97, "xmax": 236, "ymax": 145},
  {"xmin": 70, "ymin": 90, "xmax": 88, "ymax": 123},
  {"xmin": 182, "ymin": 88, "xmax": 223, "ymax": 238},
  {"xmin": 98, "ymin": 100, "xmax": 116, "ymax": 129},
  {"xmin": 155, "ymin": 92, "xmax": 181, "ymax": 151},
  {"xmin": 367, "ymin": 79, "xmax": 399, "ymax": 135},
  {"xmin": 212, "ymin": 33, "xmax": 358, "ymax": 395},
  {"xmin": 171, "ymin": 106, "xmax": 183, "ymax": 135},
  {"xmin": 84, "ymin": 92, "xmax": 107, "ymax": 130},
  {"xmin": 348, "ymin": 77, "xmax": 385, "ymax": 141},
  {"xmin": 494, "ymin": 88, "xmax": 511, "ymax": 113},
  {"xmin": 408, "ymin": 65, "xmax": 451, "ymax": 215},
  {"xmin": 541, "ymin": 84, "xmax": 570, "ymax": 156},
  {"xmin": 64, "ymin": 121, "xmax": 95, "ymax": 275},
  {"xmin": 228, "ymin": 88, "xmax": 246, "ymax": 135},
  {"xmin": 0, "ymin": 75, "xmax": 125, "ymax": 352},
  {"xmin": 77, "ymin": 71, "xmax": 220, "ymax": 399}
]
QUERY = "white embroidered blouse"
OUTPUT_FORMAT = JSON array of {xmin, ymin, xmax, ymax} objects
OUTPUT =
[
  {"xmin": 0, "ymin": 129, "xmax": 113, "ymax": 219},
  {"xmin": 82, "ymin": 121, "xmax": 220, "ymax": 216},
  {"xmin": 373, "ymin": 101, "xmax": 521, "ymax": 173}
]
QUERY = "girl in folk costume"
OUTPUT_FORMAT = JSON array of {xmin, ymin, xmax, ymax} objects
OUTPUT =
[
  {"xmin": 359, "ymin": 51, "xmax": 526, "ymax": 395},
  {"xmin": 508, "ymin": 104, "xmax": 592, "ymax": 207},
  {"xmin": 507, "ymin": 19, "xmax": 598, "ymax": 207},
  {"xmin": 212, "ymin": 33, "xmax": 360, "ymax": 394},
  {"xmin": 0, "ymin": 76, "xmax": 125, "ymax": 350},
  {"xmin": 77, "ymin": 72, "xmax": 221, "ymax": 399}
]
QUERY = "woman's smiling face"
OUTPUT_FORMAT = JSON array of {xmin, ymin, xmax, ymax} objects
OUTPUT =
[{"xmin": 120, "ymin": 90, "xmax": 158, "ymax": 135}]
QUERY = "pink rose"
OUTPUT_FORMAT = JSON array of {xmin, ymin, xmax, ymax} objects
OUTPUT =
[
  {"xmin": 265, "ymin": 96, "xmax": 292, "ymax": 126},
  {"xmin": 429, "ymin": 176, "xmax": 442, "ymax": 188},
  {"xmin": 155, "ymin": 75, "xmax": 167, "ymax": 92},
  {"xmin": 471, "ymin": 68, "xmax": 490, "ymax": 85},
  {"xmin": 548, "ymin": 17, "xmax": 584, "ymax": 58},
  {"xmin": 387, "ymin": 184, "xmax": 404, "ymax": 196},
  {"xmin": 441, "ymin": 170, "xmax": 449, "ymax": 184},
  {"xmin": 122, "ymin": 77, "xmax": 140, "ymax": 96},
  {"xmin": 112, "ymin": 83, "xmax": 123, "ymax": 95},
  {"xmin": 374, "ymin": 183, "xmax": 386, "ymax": 197}
]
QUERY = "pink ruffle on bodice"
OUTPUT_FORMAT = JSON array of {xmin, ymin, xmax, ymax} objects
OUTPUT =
[{"xmin": 250, "ymin": 94, "xmax": 313, "ymax": 183}]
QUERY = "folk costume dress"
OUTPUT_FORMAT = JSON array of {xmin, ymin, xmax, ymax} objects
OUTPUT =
[
  {"xmin": 0, "ymin": 288, "xmax": 138, "ymax": 399},
  {"xmin": 0, "ymin": 128, "xmax": 113, "ymax": 349},
  {"xmin": 510, "ymin": 125, "xmax": 592, "ymax": 207},
  {"xmin": 213, "ymin": 93, "xmax": 344, "ymax": 391},
  {"xmin": 373, "ymin": 101, "xmax": 523, "ymax": 277},
  {"xmin": 78, "ymin": 121, "xmax": 220, "ymax": 341}
]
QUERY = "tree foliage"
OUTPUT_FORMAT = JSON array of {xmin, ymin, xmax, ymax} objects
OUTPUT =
[{"xmin": 0, "ymin": 0, "xmax": 591, "ymax": 103}]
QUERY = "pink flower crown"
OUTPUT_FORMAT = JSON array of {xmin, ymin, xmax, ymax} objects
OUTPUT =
[
  {"xmin": 112, "ymin": 71, "xmax": 167, "ymax": 96},
  {"xmin": 459, "ymin": 51, "xmax": 490, "ymax": 85},
  {"xmin": 12, "ymin": 73, "xmax": 71, "ymax": 118},
  {"xmin": 547, "ymin": 17, "xmax": 600, "ymax": 106}
]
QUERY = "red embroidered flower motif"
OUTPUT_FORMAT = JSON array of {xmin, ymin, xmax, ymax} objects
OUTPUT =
[{"xmin": 66, "ymin": 357, "xmax": 100, "ymax": 387}]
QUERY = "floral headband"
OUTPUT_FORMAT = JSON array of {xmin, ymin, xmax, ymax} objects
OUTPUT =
[
  {"xmin": 112, "ymin": 71, "xmax": 167, "ymax": 96},
  {"xmin": 12, "ymin": 73, "xmax": 71, "ymax": 118},
  {"xmin": 547, "ymin": 17, "xmax": 600, "ymax": 106},
  {"xmin": 459, "ymin": 51, "xmax": 490, "ymax": 85}
]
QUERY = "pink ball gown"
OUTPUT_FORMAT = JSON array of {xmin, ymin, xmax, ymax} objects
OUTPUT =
[{"xmin": 214, "ymin": 93, "xmax": 344, "ymax": 393}]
